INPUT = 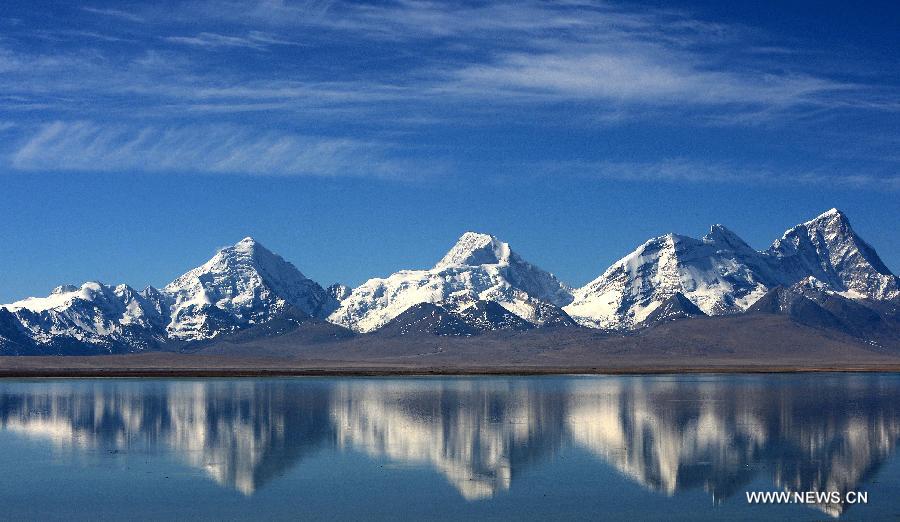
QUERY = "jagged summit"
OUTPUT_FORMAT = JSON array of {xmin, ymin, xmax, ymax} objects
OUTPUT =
[
  {"xmin": 434, "ymin": 232, "xmax": 512, "ymax": 269},
  {"xmin": 165, "ymin": 237, "xmax": 305, "ymax": 292},
  {"xmin": 768, "ymin": 208, "xmax": 897, "ymax": 300},
  {"xmin": 566, "ymin": 208, "xmax": 899, "ymax": 329},
  {"xmin": 777, "ymin": 208, "xmax": 851, "ymax": 241},
  {"xmin": 9, "ymin": 281, "xmax": 109, "ymax": 312},
  {"xmin": 163, "ymin": 237, "xmax": 335, "ymax": 341},
  {"xmin": 234, "ymin": 236, "xmax": 258, "ymax": 250},
  {"xmin": 703, "ymin": 224, "xmax": 753, "ymax": 251},
  {"xmin": 772, "ymin": 208, "xmax": 849, "ymax": 246},
  {"xmin": 330, "ymin": 231, "xmax": 572, "ymax": 332},
  {"xmin": 565, "ymin": 231, "xmax": 773, "ymax": 329},
  {"xmin": 2, "ymin": 281, "xmax": 168, "ymax": 353},
  {"xmin": 812, "ymin": 207, "xmax": 844, "ymax": 222}
]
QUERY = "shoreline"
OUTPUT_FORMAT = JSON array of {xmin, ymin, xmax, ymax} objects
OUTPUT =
[{"xmin": 4, "ymin": 364, "xmax": 900, "ymax": 378}]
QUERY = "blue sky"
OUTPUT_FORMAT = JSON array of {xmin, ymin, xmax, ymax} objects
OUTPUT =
[{"xmin": 1, "ymin": 0, "xmax": 898, "ymax": 301}]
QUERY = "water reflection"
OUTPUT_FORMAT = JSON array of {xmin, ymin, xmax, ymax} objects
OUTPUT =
[
  {"xmin": 1, "ymin": 375, "xmax": 899, "ymax": 516},
  {"xmin": 332, "ymin": 380, "xmax": 567, "ymax": 500}
]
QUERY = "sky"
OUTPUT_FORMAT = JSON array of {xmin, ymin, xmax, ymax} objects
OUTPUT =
[{"xmin": 1, "ymin": 0, "xmax": 899, "ymax": 302}]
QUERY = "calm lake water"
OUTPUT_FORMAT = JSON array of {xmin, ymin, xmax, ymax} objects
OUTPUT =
[{"xmin": 2, "ymin": 374, "xmax": 900, "ymax": 521}]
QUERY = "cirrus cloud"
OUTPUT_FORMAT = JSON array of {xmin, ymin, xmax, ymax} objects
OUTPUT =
[{"xmin": 9, "ymin": 121, "xmax": 430, "ymax": 179}]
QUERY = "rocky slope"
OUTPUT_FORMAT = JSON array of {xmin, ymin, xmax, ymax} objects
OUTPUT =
[{"xmin": 768, "ymin": 209, "xmax": 899, "ymax": 300}]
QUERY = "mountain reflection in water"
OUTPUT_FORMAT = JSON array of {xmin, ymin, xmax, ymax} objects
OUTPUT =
[{"xmin": 1, "ymin": 375, "xmax": 899, "ymax": 517}]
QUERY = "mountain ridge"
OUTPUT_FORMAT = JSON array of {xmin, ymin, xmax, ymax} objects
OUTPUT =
[
  {"xmin": 564, "ymin": 208, "xmax": 898, "ymax": 329},
  {"xmin": 2, "ymin": 209, "xmax": 898, "ymax": 354}
]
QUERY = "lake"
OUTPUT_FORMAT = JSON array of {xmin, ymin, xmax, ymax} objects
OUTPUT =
[{"xmin": 1, "ymin": 374, "xmax": 899, "ymax": 520}]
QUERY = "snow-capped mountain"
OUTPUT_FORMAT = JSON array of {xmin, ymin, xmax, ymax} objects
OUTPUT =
[
  {"xmin": 564, "ymin": 227, "xmax": 776, "ymax": 329},
  {"xmin": 0, "ymin": 209, "xmax": 896, "ymax": 352},
  {"xmin": 328, "ymin": 232, "xmax": 573, "ymax": 333},
  {"xmin": 768, "ymin": 209, "xmax": 899, "ymax": 301},
  {"xmin": 565, "ymin": 209, "xmax": 899, "ymax": 329},
  {"xmin": 2, "ymin": 282, "xmax": 169, "ymax": 353},
  {"xmin": 163, "ymin": 237, "xmax": 336, "ymax": 341},
  {"xmin": 0, "ymin": 237, "xmax": 337, "ymax": 352}
]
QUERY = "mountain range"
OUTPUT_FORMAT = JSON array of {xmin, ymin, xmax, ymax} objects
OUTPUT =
[{"xmin": 1, "ymin": 208, "xmax": 898, "ymax": 355}]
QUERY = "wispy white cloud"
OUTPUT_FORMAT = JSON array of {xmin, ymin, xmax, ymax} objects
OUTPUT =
[
  {"xmin": 163, "ymin": 31, "xmax": 299, "ymax": 50},
  {"xmin": 3, "ymin": 1, "xmax": 894, "ymax": 120},
  {"xmin": 537, "ymin": 158, "xmax": 900, "ymax": 190},
  {"xmin": 97, "ymin": 0, "xmax": 891, "ymax": 119},
  {"xmin": 30, "ymin": 29, "xmax": 136, "ymax": 44},
  {"xmin": 208, "ymin": 0, "xmax": 732, "ymax": 43},
  {"xmin": 0, "ymin": 0, "xmax": 896, "ymax": 185},
  {"xmin": 81, "ymin": 6, "xmax": 144, "ymax": 23},
  {"xmin": 0, "ymin": 43, "xmax": 406, "ymax": 116},
  {"xmin": 8, "ymin": 121, "xmax": 430, "ymax": 179},
  {"xmin": 450, "ymin": 51, "xmax": 846, "ymax": 111}
]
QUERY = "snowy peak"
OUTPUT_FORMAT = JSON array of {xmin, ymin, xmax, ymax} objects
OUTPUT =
[
  {"xmin": 809, "ymin": 207, "xmax": 845, "ymax": 226},
  {"xmin": 792, "ymin": 276, "xmax": 831, "ymax": 293},
  {"xmin": 565, "ymin": 230, "xmax": 771, "ymax": 329},
  {"xmin": 9, "ymin": 282, "xmax": 115, "ymax": 313},
  {"xmin": 773, "ymin": 208, "xmax": 851, "ymax": 249},
  {"xmin": 703, "ymin": 224, "xmax": 753, "ymax": 252},
  {"xmin": 166, "ymin": 237, "xmax": 311, "ymax": 307},
  {"xmin": 567, "ymin": 208, "xmax": 898, "ymax": 330},
  {"xmin": 769, "ymin": 209, "xmax": 898, "ymax": 300},
  {"xmin": 434, "ymin": 232, "xmax": 511, "ymax": 269},
  {"xmin": 330, "ymin": 231, "xmax": 572, "ymax": 332},
  {"xmin": 2, "ymin": 281, "xmax": 168, "ymax": 353},
  {"xmin": 235, "ymin": 236, "xmax": 258, "ymax": 250},
  {"xmin": 2, "ymin": 237, "xmax": 338, "ymax": 349},
  {"xmin": 163, "ymin": 237, "xmax": 335, "ymax": 341}
]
